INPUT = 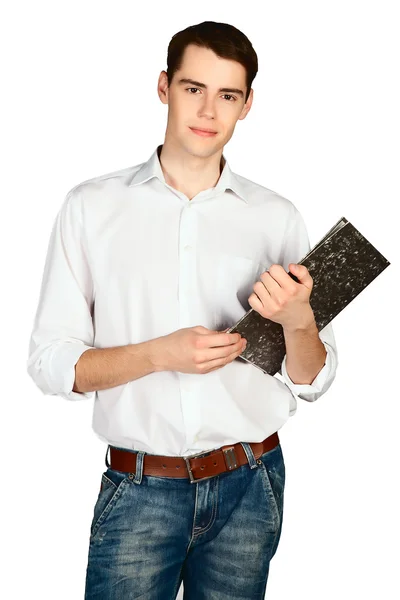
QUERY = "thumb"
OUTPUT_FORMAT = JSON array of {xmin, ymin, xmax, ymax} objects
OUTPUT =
[{"xmin": 289, "ymin": 263, "xmax": 313, "ymax": 288}]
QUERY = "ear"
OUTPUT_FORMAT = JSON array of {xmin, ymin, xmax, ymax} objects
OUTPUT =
[
  {"xmin": 157, "ymin": 71, "xmax": 169, "ymax": 105},
  {"xmin": 238, "ymin": 87, "xmax": 254, "ymax": 121}
]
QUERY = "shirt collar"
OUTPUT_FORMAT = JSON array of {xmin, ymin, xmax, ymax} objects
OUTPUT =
[{"xmin": 128, "ymin": 144, "xmax": 248, "ymax": 203}]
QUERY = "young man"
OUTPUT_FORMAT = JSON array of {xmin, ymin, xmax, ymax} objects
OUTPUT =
[{"xmin": 27, "ymin": 21, "xmax": 338, "ymax": 599}]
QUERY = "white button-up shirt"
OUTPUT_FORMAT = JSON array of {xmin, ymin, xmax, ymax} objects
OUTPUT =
[{"xmin": 27, "ymin": 145, "xmax": 338, "ymax": 456}]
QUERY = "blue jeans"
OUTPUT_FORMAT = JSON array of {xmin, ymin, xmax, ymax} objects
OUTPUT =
[{"xmin": 84, "ymin": 441, "xmax": 285, "ymax": 599}]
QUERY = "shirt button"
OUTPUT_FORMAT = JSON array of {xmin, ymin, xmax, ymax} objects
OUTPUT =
[{"xmin": 184, "ymin": 245, "xmax": 192, "ymax": 251}]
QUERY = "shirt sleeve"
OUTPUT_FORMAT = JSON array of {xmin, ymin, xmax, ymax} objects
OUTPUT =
[
  {"xmin": 278, "ymin": 205, "xmax": 339, "ymax": 401},
  {"xmin": 281, "ymin": 322, "xmax": 338, "ymax": 401},
  {"xmin": 26, "ymin": 187, "xmax": 96, "ymax": 401}
]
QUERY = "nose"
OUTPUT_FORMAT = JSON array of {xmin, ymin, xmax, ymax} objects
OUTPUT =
[{"xmin": 197, "ymin": 95, "xmax": 216, "ymax": 120}]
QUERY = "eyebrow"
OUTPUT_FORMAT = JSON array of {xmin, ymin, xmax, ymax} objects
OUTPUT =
[{"xmin": 178, "ymin": 78, "xmax": 245, "ymax": 98}]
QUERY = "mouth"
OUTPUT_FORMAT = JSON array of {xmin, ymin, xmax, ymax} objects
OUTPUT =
[{"xmin": 189, "ymin": 127, "xmax": 218, "ymax": 137}]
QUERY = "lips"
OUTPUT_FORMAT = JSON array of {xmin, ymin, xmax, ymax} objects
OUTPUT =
[{"xmin": 189, "ymin": 127, "xmax": 217, "ymax": 137}]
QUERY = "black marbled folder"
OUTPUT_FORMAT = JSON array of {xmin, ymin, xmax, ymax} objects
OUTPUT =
[{"xmin": 227, "ymin": 217, "xmax": 390, "ymax": 375}]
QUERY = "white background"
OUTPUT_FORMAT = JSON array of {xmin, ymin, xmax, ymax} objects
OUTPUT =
[{"xmin": 2, "ymin": 1, "xmax": 399, "ymax": 598}]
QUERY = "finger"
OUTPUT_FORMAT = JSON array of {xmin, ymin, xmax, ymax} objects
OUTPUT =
[
  {"xmin": 200, "ymin": 337, "xmax": 246, "ymax": 363},
  {"xmin": 259, "ymin": 271, "xmax": 279, "ymax": 294},
  {"xmin": 248, "ymin": 291, "xmax": 265, "ymax": 312},
  {"xmin": 288, "ymin": 264, "xmax": 313, "ymax": 288},
  {"xmin": 267, "ymin": 264, "xmax": 298, "ymax": 292},
  {"xmin": 209, "ymin": 332, "xmax": 243, "ymax": 347},
  {"xmin": 251, "ymin": 282, "xmax": 280, "ymax": 309},
  {"xmin": 197, "ymin": 340, "xmax": 246, "ymax": 372},
  {"xmin": 259, "ymin": 272, "xmax": 293, "ymax": 305},
  {"xmin": 196, "ymin": 331, "xmax": 241, "ymax": 349}
]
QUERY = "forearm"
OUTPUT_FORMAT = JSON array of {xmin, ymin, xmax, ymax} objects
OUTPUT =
[
  {"xmin": 283, "ymin": 318, "xmax": 327, "ymax": 385},
  {"xmin": 73, "ymin": 338, "xmax": 162, "ymax": 393}
]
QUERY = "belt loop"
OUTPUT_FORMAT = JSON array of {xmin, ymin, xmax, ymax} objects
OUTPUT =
[
  {"xmin": 240, "ymin": 442, "xmax": 258, "ymax": 469},
  {"xmin": 132, "ymin": 450, "xmax": 145, "ymax": 485},
  {"xmin": 105, "ymin": 445, "xmax": 111, "ymax": 468}
]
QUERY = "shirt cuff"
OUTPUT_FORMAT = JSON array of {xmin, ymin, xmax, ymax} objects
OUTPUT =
[
  {"xmin": 281, "ymin": 342, "xmax": 332, "ymax": 397},
  {"xmin": 48, "ymin": 341, "xmax": 96, "ymax": 401}
]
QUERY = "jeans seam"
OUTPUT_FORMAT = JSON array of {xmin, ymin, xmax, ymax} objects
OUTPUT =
[
  {"xmin": 101, "ymin": 473, "xmax": 118, "ymax": 490},
  {"xmin": 192, "ymin": 476, "xmax": 219, "ymax": 536},
  {"xmin": 186, "ymin": 483, "xmax": 200, "ymax": 553},
  {"xmin": 258, "ymin": 462, "xmax": 281, "ymax": 531},
  {"xmin": 90, "ymin": 478, "xmax": 129, "ymax": 541},
  {"xmin": 171, "ymin": 566, "xmax": 184, "ymax": 599}
]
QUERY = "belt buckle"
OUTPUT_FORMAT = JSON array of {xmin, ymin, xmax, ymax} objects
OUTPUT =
[{"xmin": 184, "ymin": 450, "xmax": 217, "ymax": 484}]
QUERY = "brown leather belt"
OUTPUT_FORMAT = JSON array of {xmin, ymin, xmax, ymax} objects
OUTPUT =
[{"xmin": 108, "ymin": 431, "xmax": 279, "ymax": 484}]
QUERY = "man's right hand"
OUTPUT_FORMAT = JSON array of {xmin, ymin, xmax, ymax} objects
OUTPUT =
[{"xmin": 150, "ymin": 326, "xmax": 247, "ymax": 374}]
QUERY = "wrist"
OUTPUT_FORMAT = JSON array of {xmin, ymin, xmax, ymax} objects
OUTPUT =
[
  {"xmin": 141, "ymin": 337, "xmax": 165, "ymax": 373},
  {"xmin": 124, "ymin": 339, "xmax": 163, "ymax": 374},
  {"xmin": 283, "ymin": 309, "xmax": 317, "ymax": 335}
]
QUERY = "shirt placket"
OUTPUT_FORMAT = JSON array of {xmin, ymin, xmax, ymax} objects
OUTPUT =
[{"xmin": 177, "ymin": 200, "xmax": 202, "ymax": 448}]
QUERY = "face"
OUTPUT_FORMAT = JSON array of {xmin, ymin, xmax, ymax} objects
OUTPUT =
[{"xmin": 157, "ymin": 44, "xmax": 253, "ymax": 159}]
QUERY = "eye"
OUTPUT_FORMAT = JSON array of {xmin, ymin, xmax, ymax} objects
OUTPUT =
[{"xmin": 186, "ymin": 88, "xmax": 237, "ymax": 102}]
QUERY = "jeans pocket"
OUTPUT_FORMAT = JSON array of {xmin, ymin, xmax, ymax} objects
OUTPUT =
[
  {"xmin": 90, "ymin": 469, "xmax": 129, "ymax": 540},
  {"xmin": 258, "ymin": 444, "xmax": 286, "ymax": 532}
]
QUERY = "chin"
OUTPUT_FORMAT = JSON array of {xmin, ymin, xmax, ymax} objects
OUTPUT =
[
  {"xmin": 179, "ymin": 140, "xmax": 214, "ymax": 157},
  {"xmin": 188, "ymin": 136, "xmax": 224, "ymax": 154}
]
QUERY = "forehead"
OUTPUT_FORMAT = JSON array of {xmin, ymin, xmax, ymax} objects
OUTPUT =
[{"xmin": 177, "ymin": 44, "xmax": 246, "ymax": 87}]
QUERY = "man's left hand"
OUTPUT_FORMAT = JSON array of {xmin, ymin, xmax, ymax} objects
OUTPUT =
[{"xmin": 248, "ymin": 263, "xmax": 316, "ymax": 332}]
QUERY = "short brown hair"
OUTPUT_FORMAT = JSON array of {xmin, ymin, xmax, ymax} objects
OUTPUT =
[{"xmin": 166, "ymin": 21, "xmax": 258, "ymax": 103}]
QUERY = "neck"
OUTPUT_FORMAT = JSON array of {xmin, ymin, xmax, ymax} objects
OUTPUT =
[{"xmin": 158, "ymin": 139, "xmax": 225, "ymax": 200}]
